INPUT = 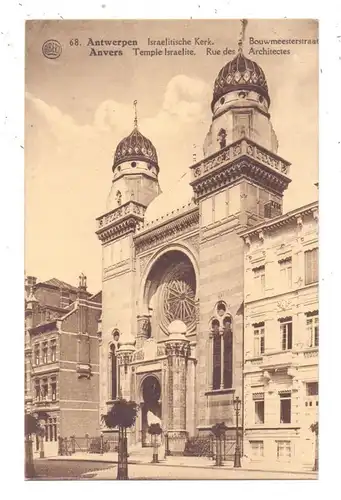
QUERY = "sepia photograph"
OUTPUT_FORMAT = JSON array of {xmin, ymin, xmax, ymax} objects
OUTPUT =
[{"xmin": 24, "ymin": 18, "xmax": 319, "ymax": 481}]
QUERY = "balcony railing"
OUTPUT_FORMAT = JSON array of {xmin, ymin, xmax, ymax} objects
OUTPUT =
[{"xmin": 245, "ymin": 347, "xmax": 318, "ymax": 372}]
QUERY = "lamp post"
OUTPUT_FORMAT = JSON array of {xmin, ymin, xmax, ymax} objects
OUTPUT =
[{"xmin": 233, "ymin": 396, "xmax": 242, "ymax": 468}]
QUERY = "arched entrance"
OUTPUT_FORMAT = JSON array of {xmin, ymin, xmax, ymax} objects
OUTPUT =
[{"xmin": 141, "ymin": 375, "xmax": 161, "ymax": 447}]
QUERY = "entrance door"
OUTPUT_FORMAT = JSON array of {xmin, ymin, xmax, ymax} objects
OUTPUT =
[{"xmin": 140, "ymin": 376, "xmax": 161, "ymax": 447}]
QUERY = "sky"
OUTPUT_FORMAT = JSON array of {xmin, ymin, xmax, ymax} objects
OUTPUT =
[{"xmin": 25, "ymin": 19, "xmax": 318, "ymax": 293}]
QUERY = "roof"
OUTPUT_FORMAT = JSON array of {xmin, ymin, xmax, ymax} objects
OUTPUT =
[
  {"xmin": 144, "ymin": 171, "xmax": 194, "ymax": 226},
  {"xmin": 39, "ymin": 278, "xmax": 79, "ymax": 293},
  {"xmin": 239, "ymin": 200, "xmax": 318, "ymax": 239},
  {"xmin": 113, "ymin": 127, "xmax": 159, "ymax": 171},
  {"xmin": 212, "ymin": 52, "xmax": 270, "ymax": 110},
  {"xmin": 89, "ymin": 291, "xmax": 102, "ymax": 303}
]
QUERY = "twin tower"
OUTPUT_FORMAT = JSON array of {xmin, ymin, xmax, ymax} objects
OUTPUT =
[{"xmin": 95, "ymin": 50, "xmax": 291, "ymax": 453}]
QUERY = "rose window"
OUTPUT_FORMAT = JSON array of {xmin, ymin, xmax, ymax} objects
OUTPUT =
[{"xmin": 162, "ymin": 263, "xmax": 196, "ymax": 332}]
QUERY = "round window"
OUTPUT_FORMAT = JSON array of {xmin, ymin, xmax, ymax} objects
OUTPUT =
[
  {"xmin": 161, "ymin": 262, "xmax": 196, "ymax": 333},
  {"xmin": 131, "ymin": 161, "xmax": 137, "ymax": 168}
]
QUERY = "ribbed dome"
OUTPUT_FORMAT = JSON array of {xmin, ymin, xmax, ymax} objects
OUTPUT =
[
  {"xmin": 211, "ymin": 52, "xmax": 270, "ymax": 110},
  {"xmin": 144, "ymin": 171, "xmax": 193, "ymax": 224},
  {"xmin": 113, "ymin": 127, "xmax": 159, "ymax": 171}
]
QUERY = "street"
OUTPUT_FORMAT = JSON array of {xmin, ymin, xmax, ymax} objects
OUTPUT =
[
  {"xmin": 30, "ymin": 459, "xmax": 116, "ymax": 480},
  {"xmin": 28, "ymin": 459, "xmax": 317, "ymax": 481}
]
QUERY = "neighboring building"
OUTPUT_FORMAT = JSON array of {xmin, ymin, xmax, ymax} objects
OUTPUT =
[
  {"xmin": 95, "ymin": 43, "xmax": 319, "ymax": 465},
  {"xmin": 240, "ymin": 203, "xmax": 318, "ymax": 469},
  {"xmin": 24, "ymin": 275, "xmax": 102, "ymax": 456}
]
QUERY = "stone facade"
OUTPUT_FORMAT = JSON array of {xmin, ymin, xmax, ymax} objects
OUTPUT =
[
  {"xmin": 25, "ymin": 276, "xmax": 102, "ymax": 456},
  {"xmin": 241, "ymin": 203, "xmax": 318, "ymax": 469},
  {"xmin": 96, "ymin": 50, "xmax": 318, "ymax": 468}
]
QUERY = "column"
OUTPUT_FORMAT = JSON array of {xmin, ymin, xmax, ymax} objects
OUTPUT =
[
  {"xmin": 136, "ymin": 315, "xmax": 151, "ymax": 350},
  {"xmin": 165, "ymin": 335, "xmax": 190, "ymax": 455},
  {"xmin": 116, "ymin": 345, "xmax": 135, "ymax": 448},
  {"xmin": 116, "ymin": 347, "xmax": 134, "ymax": 400}
]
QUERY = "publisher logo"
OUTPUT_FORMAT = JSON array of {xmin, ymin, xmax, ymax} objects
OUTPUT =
[{"xmin": 42, "ymin": 39, "xmax": 62, "ymax": 59}]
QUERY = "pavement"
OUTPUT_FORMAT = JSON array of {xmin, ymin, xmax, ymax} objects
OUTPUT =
[
  {"xmin": 31, "ymin": 459, "xmax": 115, "ymax": 481},
  {"xmin": 81, "ymin": 462, "xmax": 317, "ymax": 480},
  {"xmin": 44, "ymin": 450, "xmax": 318, "ymax": 479}
]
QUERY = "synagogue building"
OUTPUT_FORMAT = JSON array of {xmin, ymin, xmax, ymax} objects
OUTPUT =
[{"xmin": 96, "ymin": 47, "xmax": 318, "ymax": 467}]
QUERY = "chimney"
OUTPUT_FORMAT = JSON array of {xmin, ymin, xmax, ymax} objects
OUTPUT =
[
  {"xmin": 76, "ymin": 273, "xmax": 91, "ymax": 379},
  {"xmin": 78, "ymin": 273, "xmax": 87, "ymax": 292},
  {"xmin": 264, "ymin": 200, "xmax": 282, "ymax": 219},
  {"xmin": 26, "ymin": 276, "xmax": 37, "ymax": 287},
  {"xmin": 25, "ymin": 276, "xmax": 37, "ymax": 298}
]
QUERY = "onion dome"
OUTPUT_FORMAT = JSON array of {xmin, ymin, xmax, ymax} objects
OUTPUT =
[
  {"xmin": 113, "ymin": 128, "xmax": 159, "ymax": 171},
  {"xmin": 113, "ymin": 100, "xmax": 159, "ymax": 172},
  {"xmin": 211, "ymin": 52, "xmax": 270, "ymax": 110}
]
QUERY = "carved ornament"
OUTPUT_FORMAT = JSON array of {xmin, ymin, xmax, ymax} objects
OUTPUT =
[
  {"xmin": 134, "ymin": 209, "xmax": 199, "ymax": 254},
  {"xmin": 190, "ymin": 138, "xmax": 291, "ymax": 199},
  {"xmin": 165, "ymin": 341, "xmax": 191, "ymax": 358}
]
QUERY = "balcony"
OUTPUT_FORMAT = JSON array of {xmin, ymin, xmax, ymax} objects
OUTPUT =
[
  {"xmin": 261, "ymin": 350, "xmax": 298, "ymax": 370},
  {"xmin": 296, "ymin": 347, "xmax": 318, "ymax": 367},
  {"xmin": 32, "ymin": 398, "xmax": 59, "ymax": 411},
  {"xmin": 245, "ymin": 347, "xmax": 318, "ymax": 374},
  {"xmin": 244, "ymin": 350, "xmax": 297, "ymax": 374}
]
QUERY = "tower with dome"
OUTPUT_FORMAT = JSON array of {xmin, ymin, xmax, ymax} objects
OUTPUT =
[{"xmin": 96, "ymin": 26, "xmax": 318, "ymax": 468}]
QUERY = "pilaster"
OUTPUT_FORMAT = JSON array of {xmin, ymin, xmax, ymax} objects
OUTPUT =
[
  {"xmin": 164, "ymin": 334, "xmax": 190, "ymax": 455},
  {"xmin": 136, "ymin": 315, "xmax": 152, "ymax": 349}
]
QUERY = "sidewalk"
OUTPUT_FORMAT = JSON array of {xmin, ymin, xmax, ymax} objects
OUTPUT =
[
  {"xmin": 45, "ymin": 452, "xmax": 317, "ymax": 477},
  {"xmin": 82, "ymin": 462, "xmax": 317, "ymax": 481}
]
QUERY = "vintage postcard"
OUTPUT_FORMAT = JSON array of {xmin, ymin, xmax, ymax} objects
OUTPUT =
[{"xmin": 25, "ymin": 19, "xmax": 319, "ymax": 480}]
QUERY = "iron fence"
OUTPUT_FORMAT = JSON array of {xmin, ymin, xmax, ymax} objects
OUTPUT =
[
  {"xmin": 209, "ymin": 435, "xmax": 236, "ymax": 461},
  {"xmin": 58, "ymin": 434, "xmax": 119, "ymax": 455}
]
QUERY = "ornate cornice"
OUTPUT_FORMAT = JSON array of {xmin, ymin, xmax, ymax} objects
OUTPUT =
[
  {"xmin": 96, "ymin": 201, "xmax": 146, "ymax": 244},
  {"xmin": 190, "ymin": 138, "xmax": 291, "ymax": 199},
  {"xmin": 134, "ymin": 208, "xmax": 199, "ymax": 254}
]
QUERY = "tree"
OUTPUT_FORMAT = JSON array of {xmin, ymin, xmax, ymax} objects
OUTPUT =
[
  {"xmin": 310, "ymin": 421, "xmax": 319, "ymax": 471},
  {"xmin": 211, "ymin": 422, "xmax": 228, "ymax": 467},
  {"xmin": 25, "ymin": 414, "xmax": 40, "ymax": 438},
  {"xmin": 148, "ymin": 423, "xmax": 162, "ymax": 463},
  {"xmin": 24, "ymin": 413, "xmax": 40, "ymax": 479},
  {"xmin": 101, "ymin": 399, "xmax": 139, "ymax": 480}
]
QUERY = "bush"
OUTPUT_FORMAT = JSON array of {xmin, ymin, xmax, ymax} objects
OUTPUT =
[
  {"xmin": 184, "ymin": 437, "xmax": 212, "ymax": 457},
  {"xmin": 88, "ymin": 437, "xmax": 110, "ymax": 454},
  {"xmin": 211, "ymin": 422, "xmax": 228, "ymax": 438}
]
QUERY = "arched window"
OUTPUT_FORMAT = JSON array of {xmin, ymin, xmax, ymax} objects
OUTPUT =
[
  {"xmin": 212, "ymin": 319, "xmax": 221, "ymax": 390},
  {"xmin": 110, "ymin": 344, "xmax": 117, "ymax": 400},
  {"xmin": 211, "ymin": 304, "xmax": 233, "ymax": 390},
  {"xmin": 223, "ymin": 316, "xmax": 233, "ymax": 389}
]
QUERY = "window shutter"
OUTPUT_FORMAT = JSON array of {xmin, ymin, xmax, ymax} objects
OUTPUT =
[
  {"xmin": 260, "ymin": 334, "xmax": 265, "ymax": 354},
  {"xmin": 287, "ymin": 322, "xmax": 293, "ymax": 350}
]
